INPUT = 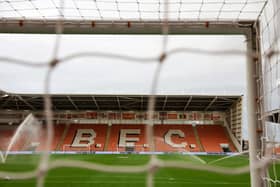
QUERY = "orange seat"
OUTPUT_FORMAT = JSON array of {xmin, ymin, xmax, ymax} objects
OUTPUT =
[
  {"xmin": 36, "ymin": 124, "xmax": 66, "ymax": 151},
  {"xmin": 107, "ymin": 124, "xmax": 147, "ymax": 152},
  {"xmin": 196, "ymin": 125, "xmax": 236, "ymax": 152},
  {"xmin": 1, "ymin": 123, "xmax": 236, "ymax": 153},
  {"xmin": 0, "ymin": 129, "xmax": 15, "ymax": 151},
  {"xmin": 154, "ymin": 125, "xmax": 200, "ymax": 152},
  {"xmin": 61, "ymin": 124, "xmax": 107, "ymax": 152}
]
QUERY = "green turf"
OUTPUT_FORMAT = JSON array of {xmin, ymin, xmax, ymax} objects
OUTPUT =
[{"xmin": 0, "ymin": 153, "xmax": 270, "ymax": 187}]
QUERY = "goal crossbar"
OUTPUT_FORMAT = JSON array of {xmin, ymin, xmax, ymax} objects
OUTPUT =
[{"xmin": 0, "ymin": 19, "xmax": 254, "ymax": 35}]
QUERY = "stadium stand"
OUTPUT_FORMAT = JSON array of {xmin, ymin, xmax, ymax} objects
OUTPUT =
[
  {"xmin": 61, "ymin": 124, "xmax": 107, "ymax": 152},
  {"xmin": 196, "ymin": 125, "xmax": 236, "ymax": 152},
  {"xmin": 154, "ymin": 125, "xmax": 200, "ymax": 152},
  {"xmin": 107, "ymin": 124, "xmax": 147, "ymax": 152},
  {"xmin": 0, "ymin": 128, "xmax": 15, "ymax": 151},
  {"xmin": 0, "ymin": 95, "xmax": 242, "ymax": 154},
  {"xmin": 36, "ymin": 124, "xmax": 67, "ymax": 151},
  {"xmin": 0, "ymin": 127, "xmax": 41, "ymax": 152},
  {"xmin": 272, "ymin": 144, "xmax": 280, "ymax": 155},
  {"xmin": 0, "ymin": 123, "xmax": 236, "ymax": 153},
  {"xmin": 0, "ymin": 127, "xmax": 39, "ymax": 151}
]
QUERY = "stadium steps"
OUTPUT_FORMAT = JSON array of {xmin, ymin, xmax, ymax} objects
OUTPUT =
[
  {"xmin": 104, "ymin": 125, "xmax": 112, "ymax": 151},
  {"xmin": 193, "ymin": 126, "xmax": 205, "ymax": 152},
  {"xmin": 56, "ymin": 124, "xmax": 69, "ymax": 151},
  {"xmin": 223, "ymin": 126, "xmax": 237, "ymax": 152}
]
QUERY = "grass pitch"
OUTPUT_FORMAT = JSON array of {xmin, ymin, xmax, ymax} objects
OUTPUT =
[{"xmin": 0, "ymin": 153, "xmax": 261, "ymax": 187}]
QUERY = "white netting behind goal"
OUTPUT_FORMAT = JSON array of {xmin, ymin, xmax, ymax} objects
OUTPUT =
[
  {"xmin": 259, "ymin": 0, "xmax": 280, "ymax": 185},
  {"xmin": 0, "ymin": 0, "xmax": 267, "ymax": 21},
  {"xmin": 260, "ymin": 0, "xmax": 280, "ymax": 113},
  {"xmin": 0, "ymin": 0, "xmax": 280, "ymax": 187}
]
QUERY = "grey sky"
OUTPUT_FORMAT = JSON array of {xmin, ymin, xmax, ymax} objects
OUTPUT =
[{"xmin": 0, "ymin": 34, "xmax": 246, "ymax": 95}]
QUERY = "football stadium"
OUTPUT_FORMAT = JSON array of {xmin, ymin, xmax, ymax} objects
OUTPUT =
[{"xmin": 0, "ymin": 0, "xmax": 280, "ymax": 187}]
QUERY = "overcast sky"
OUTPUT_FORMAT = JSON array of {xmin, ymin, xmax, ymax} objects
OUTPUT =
[{"xmin": 0, "ymin": 34, "xmax": 247, "ymax": 95}]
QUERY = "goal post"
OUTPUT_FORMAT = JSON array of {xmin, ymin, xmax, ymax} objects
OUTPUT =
[{"xmin": 246, "ymin": 29, "xmax": 263, "ymax": 187}]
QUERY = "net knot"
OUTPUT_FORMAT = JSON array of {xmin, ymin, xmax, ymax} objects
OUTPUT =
[
  {"xmin": 148, "ymin": 162, "xmax": 159, "ymax": 173},
  {"xmin": 159, "ymin": 53, "xmax": 167, "ymax": 63},
  {"xmin": 37, "ymin": 166, "xmax": 48, "ymax": 177},
  {"xmin": 50, "ymin": 58, "xmax": 59, "ymax": 68},
  {"xmin": 266, "ymin": 50, "xmax": 275, "ymax": 59}
]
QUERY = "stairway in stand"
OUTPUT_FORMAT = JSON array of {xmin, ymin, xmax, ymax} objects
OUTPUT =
[
  {"xmin": 56, "ymin": 124, "xmax": 70, "ymax": 151},
  {"xmin": 193, "ymin": 126, "xmax": 205, "ymax": 152},
  {"xmin": 104, "ymin": 125, "xmax": 112, "ymax": 151}
]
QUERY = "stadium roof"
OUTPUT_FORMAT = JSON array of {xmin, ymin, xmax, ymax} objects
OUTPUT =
[{"xmin": 0, "ymin": 93, "xmax": 241, "ymax": 112}]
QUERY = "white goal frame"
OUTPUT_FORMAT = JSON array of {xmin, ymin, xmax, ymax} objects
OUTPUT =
[
  {"xmin": 0, "ymin": 19, "xmax": 263, "ymax": 186},
  {"xmin": 1, "ymin": 0, "xmax": 278, "ymax": 184}
]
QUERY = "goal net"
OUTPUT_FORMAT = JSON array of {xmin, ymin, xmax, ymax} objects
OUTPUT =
[{"xmin": 0, "ymin": 0, "xmax": 279, "ymax": 187}]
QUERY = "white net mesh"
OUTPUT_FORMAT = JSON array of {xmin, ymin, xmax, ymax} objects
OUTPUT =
[
  {"xmin": 0, "ymin": 0, "xmax": 280, "ymax": 187},
  {"xmin": 259, "ymin": 0, "xmax": 280, "ymax": 185},
  {"xmin": 0, "ymin": 0, "xmax": 268, "ymax": 21}
]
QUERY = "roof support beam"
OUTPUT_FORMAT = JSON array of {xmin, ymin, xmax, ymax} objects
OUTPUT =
[
  {"xmin": 25, "ymin": 96, "xmax": 41, "ymax": 101},
  {"xmin": 92, "ymin": 96, "xmax": 100, "ymax": 110},
  {"xmin": 218, "ymin": 97, "xmax": 236, "ymax": 102},
  {"xmin": 51, "ymin": 100, "xmax": 58, "ymax": 111},
  {"xmin": 141, "ymin": 96, "xmax": 143, "ymax": 111},
  {"xmin": 205, "ymin": 96, "xmax": 218, "ymax": 111},
  {"xmin": 67, "ymin": 96, "xmax": 79, "ymax": 110},
  {"xmin": 122, "ymin": 101, "xmax": 139, "ymax": 108},
  {"xmin": 116, "ymin": 97, "xmax": 122, "ymax": 111},
  {"xmin": 0, "ymin": 96, "xmax": 13, "ymax": 108},
  {"xmin": 162, "ymin": 96, "xmax": 168, "ymax": 111},
  {"xmin": 17, "ymin": 95, "xmax": 36, "ymax": 110},
  {"xmin": 15, "ymin": 97, "xmax": 19, "ymax": 110},
  {"xmin": 184, "ymin": 96, "xmax": 192, "ymax": 111},
  {"xmin": 119, "ymin": 96, "xmax": 141, "ymax": 102}
]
